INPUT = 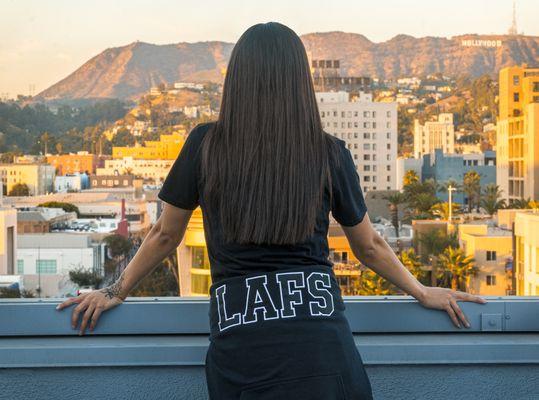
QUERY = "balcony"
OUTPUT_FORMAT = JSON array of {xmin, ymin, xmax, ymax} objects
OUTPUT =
[{"xmin": 2, "ymin": 296, "xmax": 539, "ymax": 399}]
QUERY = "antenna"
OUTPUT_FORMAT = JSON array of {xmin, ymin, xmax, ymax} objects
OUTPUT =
[{"xmin": 508, "ymin": 0, "xmax": 518, "ymax": 36}]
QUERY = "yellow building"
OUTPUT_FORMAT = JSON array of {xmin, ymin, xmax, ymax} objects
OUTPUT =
[
  {"xmin": 459, "ymin": 223, "xmax": 513, "ymax": 295},
  {"xmin": 514, "ymin": 211, "xmax": 539, "ymax": 295},
  {"xmin": 0, "ymin": 164, "xmax": 55, "ymax": 196},
  {"xmin": 112, "ymin": 132, "xmax": 186, "ymax": 160},
  {"xmin": 496, "ymin": 65, "xmax": 539, "ymax": 203}
]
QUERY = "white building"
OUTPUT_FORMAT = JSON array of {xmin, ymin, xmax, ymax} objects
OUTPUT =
[
  {"xmin": 16, "ymin": 233, "xmax": 106, "ymax": 298},
  {"xmin": 413, "ymin": 113, "xmax": 455, "ymax": 158},
  {"xmin": 0, "ymin": 190, "xmax": 16, "ymax": 275},
  {"xmin": 316, "ymin": 91, "xmax": 398, "ymax": 192},
  {"xmin": 54, "ymin": 173, "xmax": 87, "ymax": 193},
  {"xmin": 96, "ymin": 157, "xmax": 174, "ymax": 183}
]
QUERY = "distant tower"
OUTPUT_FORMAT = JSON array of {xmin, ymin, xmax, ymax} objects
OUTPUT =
[{"xmin": 508, "ymin": 0, "xmax": 518, "ymax": 35}]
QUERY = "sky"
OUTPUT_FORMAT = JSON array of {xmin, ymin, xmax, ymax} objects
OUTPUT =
[{"xmin": 1, "ymin": 0, "xmax": 537, "ymax": 97}]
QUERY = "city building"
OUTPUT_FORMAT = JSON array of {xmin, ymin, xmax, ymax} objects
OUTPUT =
[
  {"xmin": 112, "ymin": 132, "xmax": 186, "ymax": 160},
  {"xmin": 0, "ymin": 163, "xmax": 55, "ymax": 196},
  {"xmin": 421, "ymin": 149, "xmax": 496, "ymax": 204},
  {"xmin": 316, "ymin": 91, "xmax": 398, "ymax": 192},
  {"xmin": 96, "ymin": 158, "xmax": 174, "ymax": 183},
  {"xmin": 514, "ymin": 211, "xmax": 539, "ymax": 295},
  {"xmin": 89, "ymin": 174, "xmax": 143, "ymax": 190},
  {"xmin": 17, "ymin": 207, "xmax": 77, "ymax": 234},
  {"xmin": 46, "ymin": 152, "xmax": 98, "ymax": 175},
  {"xmin": 413, "ymin": 113, "xmax": 455, "ymax": 158},
  {"xmin": 496, "ymin": 64, "xmax": 539, "ymax": 203},
  {"xmin": 459, "ymin": 223, "xmax": 513, "ymax": 295},
  {"xmin": 0, "ymin": 192, "xmax": 16, "ymax": 275},
  {"xmin": 54, "ymin": 173, "xmax": 89, "ymax": 193},
  {"xmin": 309, "ymin": 59, "xmax": 371, "ymax": 93},
  {"xmin": 16, "ymin": 233, "xmax": 106, "ymax": 298}
]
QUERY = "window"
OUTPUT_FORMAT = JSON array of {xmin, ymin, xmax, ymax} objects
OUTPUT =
[
  {"xmin": 36, "ymin": 260, "xmax": 57, "ymax": 274},
  {"xmin": 191, "ymin": 246, "xmax": 210, "ymax": 269},
  {"xmin": 513, "ymin": 92, "xmax": 520, "ymax": 102},
  {"xmin": 354, "ymin": 143, "xmax": 358, "ymax": 149},
  {"xmin": 364, "ymin": 165, "xmax": 370, "ymax": 171},
  {"xmin": 363, "ymin": 122, "xmax": 370, "ymax": 128},
  {"xmin": 386, "ymin": 132, "xmax": 391, "ymax": 139},
  {"xmin": 372, "ymin": 111, "xmax": 376, "ymax": 118},
  {"xmin": 386, "ymin": 122, "xmax": 391, "ymax": 128},
  {"xmin": 486, "ymin": 275, "xmax": 497, "ymax": 286},
  {"xmin": 386, "ymin": 165, "xmax": 391, "ymax": 171},
  {"xmin": 387, "ymin": 143, "xmax": 391, "ymax": 150},
  {"xmin": 534, "ymin": 82, "xmax": 539, "ymax": 92},
  {"xmin": 513, "ymin": 75, "xmax": 520, "ymax": 86},
  {"xmin": 363, "ymin": 154, "xmax": 370, "ymax": 161},
  {"xmin": 364, "ymin": 176, "xmax": 370, "ymax": 182},
  {"xmin": 363, "ymin": 143, "xmax": 370, "ymax": 150},
  {"xmin": 386, "ymin": 111, "xmax": 391, "ymax": 117},
  {"xmin": 17, "ymin": 259, "xmax": 24, "ymax": 274},
  {"xmin": 363, "ymin": 111, "xmax": 370, "ymax": 118},
  {"xmin": 486, "ymin": 250, "xmax": 497, "ymax": 261},
  {"xmin": 363, "ymin": 132, "xmax": 370, "ymax": 139}
]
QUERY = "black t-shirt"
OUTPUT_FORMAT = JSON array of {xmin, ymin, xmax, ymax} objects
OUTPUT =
[{"xmin": 158, "ymin": 122, "xmax": 367, "ymax": 284}]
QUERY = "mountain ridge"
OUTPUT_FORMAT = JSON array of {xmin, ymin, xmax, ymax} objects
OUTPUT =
[{"xmin": 36, "ymin": 32, "xmax": 539, "ymax": 101}]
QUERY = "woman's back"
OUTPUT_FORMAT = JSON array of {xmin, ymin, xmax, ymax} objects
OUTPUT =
[{"xmin": 158, "ymin": 121, "xmax": 367, "ymax": 284}]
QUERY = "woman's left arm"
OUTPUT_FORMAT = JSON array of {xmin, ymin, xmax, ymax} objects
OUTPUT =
[{"xmin": 340, "ymin": 213, "xmax": 488, "ymax": 329}]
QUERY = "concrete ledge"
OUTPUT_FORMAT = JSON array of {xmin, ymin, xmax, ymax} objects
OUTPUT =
[{"xmin": 2, "ymin": 333, "xmax": 539, "ymax": 368}]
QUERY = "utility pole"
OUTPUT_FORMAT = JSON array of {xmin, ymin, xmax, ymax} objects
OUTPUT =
[{"xmin": 448, "ymin": 184, "xmax": 456, "ymax": 223}]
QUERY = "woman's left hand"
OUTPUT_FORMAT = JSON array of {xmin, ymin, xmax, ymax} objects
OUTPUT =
[{"xmin": 417, "ymin": 286, "xmax": 488, "ymax": 329}]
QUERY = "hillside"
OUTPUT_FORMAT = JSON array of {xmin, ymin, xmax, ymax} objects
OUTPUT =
[{"xmin": 37, "ymin": 32, "xmax": 539, "ymax": 101}]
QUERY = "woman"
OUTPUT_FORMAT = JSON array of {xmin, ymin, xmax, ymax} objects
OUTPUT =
[{"xmin": 57, "ymin": 22, "xmax": 487, "ymax": 399}]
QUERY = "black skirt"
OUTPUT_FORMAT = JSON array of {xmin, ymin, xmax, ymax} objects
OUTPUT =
[{"xmin": 205, "ymin": 265, "xmax": 374, "ymax": 400}]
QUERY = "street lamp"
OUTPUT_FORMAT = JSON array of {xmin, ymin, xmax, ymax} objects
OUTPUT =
[{"xmin": 448, "ymin": 184, "xmax": 456, "ymax": 223}]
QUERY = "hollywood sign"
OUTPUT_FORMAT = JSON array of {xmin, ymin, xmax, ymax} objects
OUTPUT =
[{"xmin": 461, "ymin": 39, "xmax": 503, "ymax": 48}]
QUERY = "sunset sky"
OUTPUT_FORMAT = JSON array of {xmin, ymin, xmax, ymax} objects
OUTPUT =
[{"xmin": 1, "ymin": 0, "xmax": 538, "ymax": 97}]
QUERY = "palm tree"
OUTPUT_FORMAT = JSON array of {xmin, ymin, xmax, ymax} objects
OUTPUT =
[
  {"xmin": 403, "ymin": 170, "xmax": 419, "ymax": 187},
  {"xmin": 40, "ymin": 132, "xmax": 51, "ymax": 155},
  {"xmin": 359, "ymin": 268, "xmax": 394, "ymax": 295},
  {"xmin": 480, "ymin": 183, "xmax": 506, "ymax": 216},
  {"xmin": 463, "ymin": 170, "xmax": 481, "ymax": 212},
  {"xmin": 399, "ymin": 248, "xmax": 429, "ymax": 284},
  {"xmin": 437, "ymin": 247, "xmax": 477, "ymax": 291},
  {"xmin": 383, "ymin": 192, "xmax": 406, "ymax": 237},
  {"xmin": 511, "ymin": 198, "xmax": 532, "ymax": 209},
  {"xmin": 430, "ymin": 202, "xmax": 461, "ymax": 220}
]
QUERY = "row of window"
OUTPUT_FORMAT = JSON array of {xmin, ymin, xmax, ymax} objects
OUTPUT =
[
  {"xmin": 324, "ymin": 121, "xmax": 392, "ymax": 129},
  {"xmin": 363, "ymin": 186, "xmax": 392, "ymax": 191},
  {"xmin": 351, "ymin": 153, "xmax": 392, "ymax": 161},
  {"xmin": 321, "ymin": 110, "xmax": 392, "ymax": 118},
  {"xmin": 16, "ymin": 259, "xmax": 58, "ymax": 275},
  {"xmin": 362, "ymin": 175, "xmax": 392, "ymax": 183},
  {"xmin": 337, "ymin": 132, "xmax": 393, "ymax": 140},
  {"xmin": 362, "ymin": 164, "xmax": 392, "ymax": 172}
]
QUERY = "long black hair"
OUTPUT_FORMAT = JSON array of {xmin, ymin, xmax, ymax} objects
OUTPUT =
[{"xmin": 200, "ymin": 22, "xmax": 340, "ymax": 245}]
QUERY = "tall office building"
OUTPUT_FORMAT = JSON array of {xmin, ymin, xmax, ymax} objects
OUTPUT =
[
  {"xmin": 413, "ymin": 113, "xmax": 455, "ymax": 158},
  {"xmin": 316, "ymin": 91, "xmax": 398, "ymax": 192},
  {"xmin": 496, "ymin": 64, "xmax": 539, "ymax": 203}
]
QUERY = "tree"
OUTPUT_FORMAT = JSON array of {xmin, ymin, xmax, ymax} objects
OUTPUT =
[
  {"xmin": 8, "ymin": 183, "xmax": 30, "ymax": 196},
  {"xmin": 358, "ymin": 268, "xmax": 395, "ymax": 296},
  {"xmin": 481, "ymin": 183, "xmax": 506, "ymax": 216},
  {"xmin": 430, "ymin": 202, "xmax": 461, "ymax": 220},
  {"xmin": 40, "ymin": 132, "xmax": 52, "ymax": 154},
  {"xmin": 403, "ymin": 170, "xmax": 420, "ymax": 187},
  {"xmin": 130, "ymin": 254, "xmax": 179, "ymax": 297},
  {"xmin": 437, "ymin": 247, "xmax": 477, "ymax": 291},
  {"xmin": 69, "ymin": 266, "xmax": 103, "ymax": 288},
  {"xmin": 383, "ymin": 192, "xmax": 406, "ymax": 237},
  {"xmin": 511, "ymin": 198, "xmax": 531, "ymax": 209},
  {"xmin": 463, "ymin": 170, "xmax": 481, "ymax": 212},
  {"xmin": 37, "ymin": 201, "xmax": 80, "ymax": 217},
  {"xmin": 104, "ymin": 234, "xmax": 133, "ymax": 259},
  {"xmin": 398, "ymin": 248, "xmax": 429, "ymax": 285}
]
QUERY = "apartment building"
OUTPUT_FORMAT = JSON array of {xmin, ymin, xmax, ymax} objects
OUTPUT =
[
  {"xmin": 46, "ymin": 152, "xmax": 98, "ymax": 175},
  {"xmin": 459, "ymin": 223, "xmax": 513, "ymax": 296},
  {"xmin": 413, "ymin": 113, "xmax": 455, "ymax": 158},
  {"xmin": 496, "ymin": 64, "xmax": 539, "ymax": 203},
  {"xmin": 112, "ymin": 132, "xmax": 185, "ymax": 160},
  {"xmin": 96, "ymin": 157, "xmax": 174, "ymax": 183},
  {"xmin": 316, "ymin": 91, "xmax": 398, "ymax": 193},
  {"xmin": 0, "ymin": 163, "xmax": 55, "ymax": 196}
]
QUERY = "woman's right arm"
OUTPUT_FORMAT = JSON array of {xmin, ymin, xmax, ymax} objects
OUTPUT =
[
  {"xmin": 340, "ymin": 212, "xmax": 487, "ymax": 328},
  {"xmin": 56, "ymin": 202, "xmax": 194, "ymax": 335}
]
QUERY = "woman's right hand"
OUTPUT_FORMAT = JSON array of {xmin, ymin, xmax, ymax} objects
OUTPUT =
[
  {"xmin": 417, "ymin": 286, "xmax": 488, "ymax": 329},
  {"xmin": 56, "ymin": 285, "xmax": 125, "ymax": 335}
]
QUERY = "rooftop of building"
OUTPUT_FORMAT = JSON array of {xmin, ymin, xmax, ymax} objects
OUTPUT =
[
  {"xmin": 17, "ymin": 232, "xmax": 95, "ymax": 248},
  {"xmin": 1, "ymin": 296, "xmax": 538, "ymax": 400}
]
